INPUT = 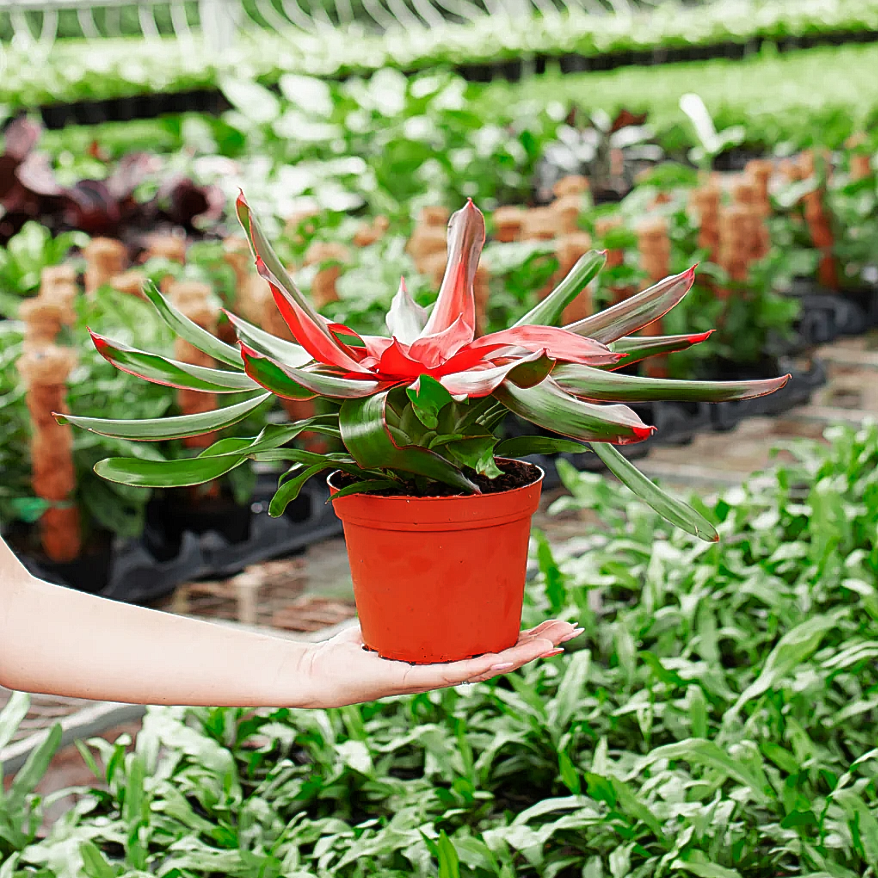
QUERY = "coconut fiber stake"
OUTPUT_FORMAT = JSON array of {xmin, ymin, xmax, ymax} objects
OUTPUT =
[
  {"xmin": 17, "ymin": 344, "xmax": 81, "ymax": 562},
  {"xmin": 168, "ymin": 280, "xmax": 220, "ymax": 450},
  {"xmin": 83, "ymin": 238, "xmax": 127, "ymax": 296},
  {"xmin": 799, "ymin": 150, "xmax": 840, "ymax": 291},
  {"xmin": 637, "ymin": 217, "xmax": 671, "ymax": 377}
]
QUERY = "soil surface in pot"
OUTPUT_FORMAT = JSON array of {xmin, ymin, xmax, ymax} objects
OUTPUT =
[{"xmin": 331, "ymin": 459, "xmax": 539, "ymax": 498}]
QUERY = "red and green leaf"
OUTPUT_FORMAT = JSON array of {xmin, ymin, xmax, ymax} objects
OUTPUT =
[
  {"xmin": 236, "ymin": 192, "xmax": 366, "ymax": 373},
  {"xmin": 470, "ymin": 326, "xmax": 620, "ymax": 367},
  {"xmin": 224, "ymin": 310, "xmax": 312, "ymax": 366},
  {"xmin": 416, "ymin": 200, "xmax": 484, "ymax": 349},
  {"xmin": 554, "ymin": 363, "xmax": 792, "ymax": 403},
  {"xmin": 58, "ymin": 393, "xmax": 272, "ymax": 441},
  {"xmin": 493, "ymin": 378, "xmax": 655, "ymax": 445},
  {"xmin": 566, "ymin": 266, "xmax": 697, "ymax": 343},
  {"xmin": 143, "ymin": 281, "xmax": 242, "ymax": 369},
  {"xmin": 438, "ymin": 351, "xmax": 555, "ymax": 398},
  {"xmin": 89, "ymin": 331, "xmax": 258, "ymax": 393},
  {"xmin": 608, "ymin": 331, "xmax": 715, "ymax": 369},
  {"xmin": 240, "ymin": 344, "xmax": 393, "ymax": 400}
]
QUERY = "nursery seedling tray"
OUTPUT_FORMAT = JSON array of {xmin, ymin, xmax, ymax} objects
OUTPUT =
[{"xmin": 784, "ymin": 282, "xmax": 871, "ymax": 348}]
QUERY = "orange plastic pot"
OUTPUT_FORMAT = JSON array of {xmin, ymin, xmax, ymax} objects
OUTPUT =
[{"xmin": 328, "ymin": 460, "xmax": 543, "ymax": 664}]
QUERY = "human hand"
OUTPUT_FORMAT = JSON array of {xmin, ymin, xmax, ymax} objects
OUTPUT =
[{"xmin": 297, "ymin": 620, "xmax": 583, "ymax": 709}]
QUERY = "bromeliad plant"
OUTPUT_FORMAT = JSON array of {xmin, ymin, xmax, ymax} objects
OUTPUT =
[{"xmin": 60, "ymin": 193, "xmax": 790, "ymax": 543}]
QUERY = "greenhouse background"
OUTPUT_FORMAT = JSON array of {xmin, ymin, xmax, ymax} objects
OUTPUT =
[{"xmin": 1, "ymin": 0, "xmax": 877, "ymax": 875}]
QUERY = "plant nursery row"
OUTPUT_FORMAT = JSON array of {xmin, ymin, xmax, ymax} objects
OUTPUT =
[
  {"xmin": 4, "ymin": 0, "xmax": 878, "ymax": 113},
  {"xmin": 1, "ymin": 421, "xmax": 876, "ymax": 876}
]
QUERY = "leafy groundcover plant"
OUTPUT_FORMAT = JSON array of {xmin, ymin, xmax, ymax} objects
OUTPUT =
[
  {"xmin": 3, "ymin": 423, "xmax": 876, "ymax": 876},
  {"xmin": 60, "ymin": 194, "xmax": 790, "ymax": 542}
]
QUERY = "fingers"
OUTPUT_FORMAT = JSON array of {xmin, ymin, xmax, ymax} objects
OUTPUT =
[
  {"xmin": 518, "ymin": 619, "xmax": 581, "ymax": 647},
  {"xmin": 399, "ymin": 620, "xmax": 584, "ymax": 692},
  {"xmin": 520, "ymin": 619, "xmax": 564, "ymax": 639}
]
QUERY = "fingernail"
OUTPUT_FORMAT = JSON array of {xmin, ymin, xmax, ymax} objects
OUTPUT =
[
  {"xmin": 560, "ymin": 628, "xmax": 585, "ymax": 643},
  {"xmin": 490, "ymin": 662, "xmax": 514, "ymax": 671},
  {"xmin": 541, "ymin": 648, "xmax": 564, "ymax": 658}
]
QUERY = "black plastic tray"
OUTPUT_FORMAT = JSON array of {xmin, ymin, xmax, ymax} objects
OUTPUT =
[
  {"xmin": 710, "ymin": 355, "xmax": 826, "ymax": 430},
  {"xmin": 9, "ymin": 474, "xmax": 345, "ymax": 605}
]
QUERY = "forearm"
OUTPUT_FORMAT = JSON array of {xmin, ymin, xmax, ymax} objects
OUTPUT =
[{"xmin": 0, "ymin": 548, "xmax": 314, "ymax": 707}]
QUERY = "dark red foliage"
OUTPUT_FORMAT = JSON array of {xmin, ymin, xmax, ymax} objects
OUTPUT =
[{"xmin": 0, "ymin": 117, "xmax": 225, "ymax": 244}]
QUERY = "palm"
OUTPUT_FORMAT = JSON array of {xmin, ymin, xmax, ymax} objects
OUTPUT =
[{"xmin": 303, "ymin": 620, "xmax": 580, "ymax": 708}]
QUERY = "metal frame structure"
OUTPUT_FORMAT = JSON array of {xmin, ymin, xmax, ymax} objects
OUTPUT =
[{"xmin": 0, "ymin": 0, "xmax": 663, "ymax": 50}]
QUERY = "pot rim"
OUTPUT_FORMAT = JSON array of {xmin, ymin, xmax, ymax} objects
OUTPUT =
[{"xmin": 326, "ymin": 457, "xmax": 544, "ymax": 502}]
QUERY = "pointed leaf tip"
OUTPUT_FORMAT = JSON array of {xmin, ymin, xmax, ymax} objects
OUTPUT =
[
  {"xmin": 688, "ymin": 329, "xmax": 715, "ymax": 344},
  {"xmin": 418, "ymin": 199, "xmax": 485, "ymax": 345}
]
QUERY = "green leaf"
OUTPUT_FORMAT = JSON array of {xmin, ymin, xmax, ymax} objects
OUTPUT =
[
  {"xmin": 589, "ymin": 441, "xmax": 718, "ymax": 542},
  {"xmin": 558, "ymin": 749, "xmax": 582, "ymax": 794},
  {"xmin": 444, "ymin": 435, "xmax": 502, "ymax": 477},
  {"xmin": 834, "ymin": 790, "xmax": 878, "ymax": 866},
  {"xmin": 535, "ymin": 530, "xmax": 566, "ymax": 614},
  {"xmin": 95, "ymin": 447, "xmax": 251, "ymax": 488},
  {"xmin": 143, "ymin": 280, "xmax": 243, "ymax": 368},
  {"xmin": 781, "ymin": 810, "xmax": 819, "ymax": 829},
  {"xmin": 495, "ymin": 436, "xmax": 586, "ymax": 458},
  {"xmin": 0, "ymin": 691, "xmax": 30, "ymax": 752},
  {"xmin": 637, "ymin": 738, "xmax": 771, "ymax": 804},
  {"xmin": 339, "ymin": 391, "xmax": 479, "ymax": 494},
  {"xmin": 80, "ymin": 840, "xmax": 119, "ymax": 878},
  {"xmin": 494, "ymin": 378, "xmax": 652, "ymax": 445},
  {"xmin": 268, "ymin": 464, "xmax": 329, "ymax": 517},
  {"xmin": 0, "ymin": 854, "xmax": 21, "ymax": 878},
  {"xmin": 407, "ymin": 375, "xmax": 454, "ymax": 430},
  {"xmin": 60, "ymin": 392, "xmax": 271, "ymax": 441},
  {"xmin": 608, "ymin": 776, "xmax": 666, "ymax": 840},
  {"xmin": 728, "ymin": 615, "xmax": 837, "ymax": 718},
  {"xmin": 219, "ymin": 76, "xmax": 281, "ymax": 124},
  {"xmin": 514, "ymin": 250, "xmax": 605, "ymax": 327},
  {"xmin": 8, "ymin": 724, "xmax": 62, "ymax": 809},
  {"xmin": 438, "ymin": 831, "xmax": 461, "ymax": 878},
  {"xmin": 670, "ymin": 860, "xmax": 743, "ymax": 878},
  {"xmin": 554, "ymin": 363, "xmax": 790, "ymax": 403},
  {"xmin": 552, "ymin": 650, "xmax": 591, "ymax": 728},
  {"xmin": 327, "ymin": 478, "xmax": 398, "ymax": 501},
  {"xmin": 255, "ymin": 448, "xmax": 354, "ymax": 469},
  {"xmin": 216, "ymin": 419, "xmax": 340, "ymax": 458}
]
